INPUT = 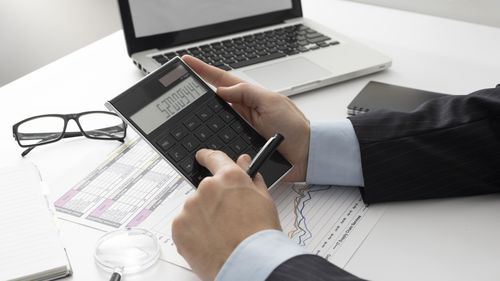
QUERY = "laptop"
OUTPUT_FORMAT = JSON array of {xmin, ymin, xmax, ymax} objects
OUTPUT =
[{"xmin": 118, "ymin": 0, "xmax": 392, "ymax": 96}]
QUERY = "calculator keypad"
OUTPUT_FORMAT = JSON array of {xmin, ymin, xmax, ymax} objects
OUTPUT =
[
  {"xmin": 184, "ymin": 116, "xmax": 201, "ymax": 131},
  {"xmin": 113, "ymin": 58, "xmax": 292, "ymax": 189},
  {"xmin": 155, "ymin": 94, "xmax": 265, "ymax": 186}
]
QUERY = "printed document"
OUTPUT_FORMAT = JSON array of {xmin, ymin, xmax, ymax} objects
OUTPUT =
[{"xmin": 54, "ymin": 137, "xmax": 385, "ymax": 268}]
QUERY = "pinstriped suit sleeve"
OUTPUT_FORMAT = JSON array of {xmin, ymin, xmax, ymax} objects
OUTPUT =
[
  {"xmin": 267, "ymin": 255, "xmax": 366, "ymax": 281},
  {"xmin": 266, "ymin": 86, "xmax": 500, "ymax": 281},
  {"xmin": 349, "ymin": 85, "xmax": 500, "ymax": 203}
]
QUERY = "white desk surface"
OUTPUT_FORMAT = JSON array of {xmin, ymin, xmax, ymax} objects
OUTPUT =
[{"xmin": 1, "ymin": 0, "xmax": 499, "ymax": 280}]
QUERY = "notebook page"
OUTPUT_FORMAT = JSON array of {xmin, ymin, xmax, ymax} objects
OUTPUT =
[{"xmin": 0, "ymin": 164, "xmax": 70, "ymax": 281}]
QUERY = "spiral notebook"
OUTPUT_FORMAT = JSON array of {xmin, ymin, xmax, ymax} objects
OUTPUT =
[
  {"xmin": 348, "ymin": 81, "xmax": 448, "ymax": 116},
  {"xmin": 0, "ymin": 163, "xmax": 72, "ymax": 281}
]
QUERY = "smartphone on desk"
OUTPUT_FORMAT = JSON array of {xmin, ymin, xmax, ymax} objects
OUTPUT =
[{"xmin": 106, "ymin": 57, "xmax": 292, "ymax": 189}]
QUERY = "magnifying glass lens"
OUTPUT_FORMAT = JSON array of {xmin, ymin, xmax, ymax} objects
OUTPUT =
[{"xmin": 94, "ymin": 228, "xmax": 160, "ymax": 279}]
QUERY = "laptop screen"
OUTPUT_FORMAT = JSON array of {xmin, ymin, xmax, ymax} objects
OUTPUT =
[
  {"xmin": 130, "ymin": 0, "xmax": 293, "ymax": 38},
  {"xmin": 118, "ymin": 0, "xmax": 302, "ymax": 55}
]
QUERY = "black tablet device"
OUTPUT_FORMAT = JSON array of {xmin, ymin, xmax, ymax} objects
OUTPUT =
[{"xmin": 106, "ymin": 57, "xmax": 292, "ymax": 188}]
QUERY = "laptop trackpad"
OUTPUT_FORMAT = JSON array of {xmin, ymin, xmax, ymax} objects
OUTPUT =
[{"xmin": 243, "ymin": 57, "xmax": 331, "ymax": 91}]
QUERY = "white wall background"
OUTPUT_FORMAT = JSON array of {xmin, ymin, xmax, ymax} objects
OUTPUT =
[
  {"xmin": 350, "ymin": 0, "xmax": 500, "ymax": 28},
  {"xmin": 1, "ymin": 0, "xmax": 498, "ymax": 87},
  {"xmin": 0, "ymin": 0, "xmax": 121, "ymax": 87}
]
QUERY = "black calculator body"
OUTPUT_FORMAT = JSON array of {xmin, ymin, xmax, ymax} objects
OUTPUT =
[{"xmin": 106, "ymin": 57, "xmax": 292, "ymax": 188}]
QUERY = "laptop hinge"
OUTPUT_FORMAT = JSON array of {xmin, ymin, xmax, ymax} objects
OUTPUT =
[{"xmin": 284, "ymin": 17, "xmax": 303, "ymax": 24}]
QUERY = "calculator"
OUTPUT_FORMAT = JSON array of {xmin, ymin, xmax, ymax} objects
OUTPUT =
[{"xmin": 106, "ymin": 57, "xmax": 292, "ymax": 188}]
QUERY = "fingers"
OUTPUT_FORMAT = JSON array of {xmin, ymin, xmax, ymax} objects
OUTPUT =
[
  {"xmin": 182, "ymin": 55, "xmax": 243, "ymax": 87},
  {"xmin": 195, "ymin": 149, "xmax": 235, "ymax": 175},
  {"xmin": 196, "ymin": 149, "xmax": 271, "ymax": 196},
  {"xmin": 236, "ymin": 154, "xmax": 268, "ymax": 195},
  {"xmin": 217, "ymin": 83, "xmax": 276, "ymax": 108},
  {"xmin": 236, "ymin": 153, "xmax": 252, "ymax": 170},
  {"xmin": 251, "ymin": 172, "xmax": 268, "ymax": 196}
]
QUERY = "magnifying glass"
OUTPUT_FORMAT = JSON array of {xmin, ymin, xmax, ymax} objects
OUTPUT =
[{"xmin": 94, "ymin": 228, "xmax": 160, "ymax": 281}]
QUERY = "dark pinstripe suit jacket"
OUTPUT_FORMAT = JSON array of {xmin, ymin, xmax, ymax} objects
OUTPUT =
[{"xmin": 267, "ymin": 85, "xmax": 500, "ymax": 281}]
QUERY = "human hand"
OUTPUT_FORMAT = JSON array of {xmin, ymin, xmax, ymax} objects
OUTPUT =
[
  {"xmin": 183, "ymin": 55, "xmax": 310, "ymax": 182},
  {"xmin": 172, "ymin": 149, "xmax": 281, "ymax": 281}
]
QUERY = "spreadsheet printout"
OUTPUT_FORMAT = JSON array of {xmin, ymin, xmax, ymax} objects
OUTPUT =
[{"xmin": 54, "ymin": 137, "xmax": 385, "ymax": 269}]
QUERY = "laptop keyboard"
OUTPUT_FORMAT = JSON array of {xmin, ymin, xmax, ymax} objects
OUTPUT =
[{"xmin": 152, "ymin": 24, "xmax": 339, "ymax": 71}]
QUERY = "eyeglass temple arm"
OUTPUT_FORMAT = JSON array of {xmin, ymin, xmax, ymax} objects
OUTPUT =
[
  {"xmin": 17, "ymin": 125, "xmax": 125, "ymax": 140},
  {"xmin": 20, "ymin": 126, "xmax": 125, "ymax": 157},
  {"xmin": 17, "ymin": 131, "xmax": 83, "ymax": 140},
  {"xmin": 84, "ymin": 125, "xmax": 126, "ymax": 139}
]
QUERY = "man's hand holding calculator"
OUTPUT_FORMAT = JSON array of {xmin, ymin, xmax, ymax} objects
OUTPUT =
[
  {"xmin": 183, "ymin": 55, "xmax": 311, "ymax": 182},
  {"xmin": 172, "ymin": 56, "xmax": 311, "ymax": 281}
]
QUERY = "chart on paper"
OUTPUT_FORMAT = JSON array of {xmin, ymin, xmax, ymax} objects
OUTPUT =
[
  {"xmin": 54, "ymin": 137, "xmax": 384, "ymax": 269},
  {"xmin": 272, "ymin": 183, "xmax": 384, "ymax": 266}
]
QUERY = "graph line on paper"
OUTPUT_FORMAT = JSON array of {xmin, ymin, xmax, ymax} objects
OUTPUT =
[
  {"xmin": 54, "ymin": 137, "xmax": 384, "ymax": 269},
  {"xmin": 287, "ymin": 184, "xmax": 331, "ymax": 246},
  {"xmin": 272, "ymin": 183, "xmax": 377, "ymax": 264}
]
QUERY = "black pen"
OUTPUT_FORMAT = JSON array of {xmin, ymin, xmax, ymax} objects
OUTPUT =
[{"xmin": 247, "ymin": 133, "xmax": 284, "ymax": 178}]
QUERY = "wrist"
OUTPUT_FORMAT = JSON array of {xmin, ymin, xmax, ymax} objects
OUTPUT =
[{"xmin": 297, "ymin": 119, "xmax": 310, "ymax": 181}]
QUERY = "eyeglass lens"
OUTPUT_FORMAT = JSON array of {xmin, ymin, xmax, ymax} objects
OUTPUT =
[
  {"xmin": 78, "ymin": 113, "xmax": 126, "ymax": 139},
  {"xmin": 17, "ymin": 116, "xmax": 65, "ymax": 146}
]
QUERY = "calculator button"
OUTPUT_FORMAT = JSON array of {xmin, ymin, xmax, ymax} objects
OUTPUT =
[
  {"xmin": 196, "ymin": 105, "xmax": 213, "ymax": 121},
  {"xmin": 219, "ymin": 127, "xmax": 236, "ymax": 143},
  {"xmin": 228, "ymin": 137, "xmax": 247, "ymax": 154},
  {"xmin": 206, "ymin": 116, "xmax": 224, "ymax": 132},
  {"xmin": 168, "ymin": 145, "xmax": 188, "ymax": 161},
  {"xmin": 224, "ymin": 147, "xmax": 237, "ymax": 160},
  {"xmin": 184, "ymin": 116, "xmax": 201, "ymax": 131},
  {"xmin": 192, "ymin": 169, "xmax": 211, "ymax": 186},
  {"xmin": 180, "ymin": 156, "xmax": 196, "ymax": 174},
  {"xmin": 244, "ymin": 147, "xmax": 258, "ymax": 158},
  {"xmin": 182, "ymin": 135, "xmax": 201, "ymax": 152},
  {"xmin": 193, "ymin": 173, "xmax": 205, "ymax": 185},
  {"xmin": 171, "ymin": 126, "xmax": 188, "ymax": 140},
  {"xmin": 240, "ymin": 131, "xmax": 258, "ymax": 144},
  {"xmin": 194, "ymin": 125, "xmax": 211, "ymax": 141},
  {"xmin": 230, "ymin": 120, "xmax": 244, "ymax": 133},
  {"xmin": 252, "ymin": 141, "xmax": 266, "ymax": 151},
  {"xmin": 206, "ymin": 136, "xmax": 224, "ymax": 150},
  {"xmin": 219, "ymin": 109, "xmax": 235, "ymax": 123},
  {"xmin": 207, "ymin": 98, "xmax": 223, "ymax": 112},
  {"xmin": 157, "ymin": 136, "xmax": 175, "ymax": 151}
]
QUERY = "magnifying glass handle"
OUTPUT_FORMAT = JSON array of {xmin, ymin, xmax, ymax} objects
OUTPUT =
[{"xmin": 109, "ymin": 272, "xmax": 121, "ymax": 281}]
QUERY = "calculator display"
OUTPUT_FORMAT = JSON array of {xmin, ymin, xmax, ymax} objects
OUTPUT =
[{"xmin": 131, "ymin": 73, "xmax": 207, "ymax": 134}]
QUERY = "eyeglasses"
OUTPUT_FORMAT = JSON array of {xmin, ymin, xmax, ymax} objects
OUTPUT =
[{"xmin": 13, "ymin": 111, "xmax": 127, "ymax": 157}]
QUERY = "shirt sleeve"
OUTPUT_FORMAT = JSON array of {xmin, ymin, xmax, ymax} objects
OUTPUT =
[
  {"xmin": 216, "ymin": 120, "xmax": 363, "ymax": 281},
  {"xmin": 215, "ymin": 229, "xmax": 307, "ymax": 281},
  {"xmin": 306, "ymin": 119, "xmax": 364, "ymax": 187}
]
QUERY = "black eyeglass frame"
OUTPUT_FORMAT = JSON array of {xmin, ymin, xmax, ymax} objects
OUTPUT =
[{"xmin": 12, "ymin": 111, "xmax": 127, "ymax": 155}]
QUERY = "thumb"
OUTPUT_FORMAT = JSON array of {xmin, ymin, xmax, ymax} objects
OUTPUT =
[{"xmin": 236, "ymin": 154, "xmax": 270, "ymax": 198}]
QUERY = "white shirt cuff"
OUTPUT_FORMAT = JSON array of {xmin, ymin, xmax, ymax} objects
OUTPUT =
[
  {"xmin": 306, "ymin": 120, "xmax": 364, "ymax": 186},
  {"xmin": 215, "ymin": 229, "xmax": 307, "ymax": 281}
]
